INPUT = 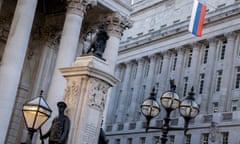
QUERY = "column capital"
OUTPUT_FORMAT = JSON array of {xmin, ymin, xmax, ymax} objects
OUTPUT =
[
  {"xmin": 67, "ymin": 0, "xmax": 97, "ymax": 16},
  {"xmin": 162, "ymin": 50, "xmax": 171, "ymax": 58},
  {"xmin": 207, "ymin": 37, "xmax": 217, "ymax": 43},
  {"xmin": 176, "ymin": 47, "xmax": 184, "ymax": 54},
  {"xmin": 103, "ymin": 12, "xmax": 133, "ymax": 38},
  {"xmin": 136, "ymin": 57, "xmax": 145, "ymax": 64},
  {"xmin": 208, "ymin": 38, "xmax": 217, "ymax": 48},
  {"xmin": 0, "ymin": 25, "xmax": 9, "ymax": 41},
  {"xmin": 148, "ymin": 54, "xmax": 157, "ymax": 60},
  {"xmin": 42, "ymin": 25, "xmax": 62, "ymax": 49},
  {"xmin": 224, "ymin": 31, "xmax": 237, "ymax": 41}
]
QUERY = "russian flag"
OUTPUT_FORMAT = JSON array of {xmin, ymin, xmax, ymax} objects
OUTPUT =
[{"xmin": 188, "ymin": 0, "xmax": 206, "ymax": 37}]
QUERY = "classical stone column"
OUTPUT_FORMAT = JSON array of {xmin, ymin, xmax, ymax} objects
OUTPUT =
[
  {"xmin": 129, "ymin": 58, "xmax": 144, "ymax": 121},
  {"xmin": 0, "ymin": 0, "xmax": 37, "ymax": 143},
  {"xmin": 220, "ymin": 32, "xmax": 236, "ymax": 112},
  {"xmin": 60, "ymin": 56, "xmax": 119, "ymax": 144},
  {"xmin": 103, "ymin": 13, "xmax": 133, "ymax": 74},
  {"xmin": 116, "ymin": 61, "xmax": 132, "ymax": 123},
  {"xmin": 204, "ymin": 38, "xmax": 217, "ymax": 113},
  {"xmin": 47, "ymin": 0, "xmax": 96, "ymax": 116}
]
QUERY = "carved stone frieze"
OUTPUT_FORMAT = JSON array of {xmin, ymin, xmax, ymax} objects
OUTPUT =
[
  {"xmin": 64, "ymin": 80, "xmax": 81, "ymax": 113},
  {"xmin": 88, "ymin": 78, "xmax": 110, "ymax": 111}
]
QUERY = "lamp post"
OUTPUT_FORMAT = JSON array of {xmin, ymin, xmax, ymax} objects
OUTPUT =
[
  {"xmin": 140, "ymin": 80, "xmax": 200, "ymax": 144},
  {"xmin": 22, "ymin": 90, "xmax": 52, "ymax": 144}
]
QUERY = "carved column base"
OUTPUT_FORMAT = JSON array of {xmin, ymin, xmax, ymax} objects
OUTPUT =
[{"xmin": 60, "ymin": 55, "xmax": 119, "ymax": 144}]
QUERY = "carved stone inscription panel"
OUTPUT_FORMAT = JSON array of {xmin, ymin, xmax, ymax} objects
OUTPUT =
[{"xmin": 88, "ymin": 78, "xmax": 110, "ymax": 111}]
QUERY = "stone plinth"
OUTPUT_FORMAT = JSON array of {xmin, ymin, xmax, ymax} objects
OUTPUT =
[{"xmin": 60, "ymin": 55, "xmax": 119, "ymax": 144}]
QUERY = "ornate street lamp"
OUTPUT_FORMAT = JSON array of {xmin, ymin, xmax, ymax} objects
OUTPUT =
[
  {"xmin": 22, "ymin": 90, "xmax": 52, "ymax": 144},
  {"xmin": 140, "ymin": 80, "xmax": 200, "ymax": 144}
]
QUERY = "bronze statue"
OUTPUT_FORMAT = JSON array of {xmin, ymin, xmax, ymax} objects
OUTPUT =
[
  {"xmin": 41, "ymin": 101, "xmax": 70, "ymax": 144},
  {"xmin": 87, "ymin": 23, "xmax": 109, "ymax": 59}
]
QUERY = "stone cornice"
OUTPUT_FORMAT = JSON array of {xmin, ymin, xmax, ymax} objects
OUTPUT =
[{"xmin": 119, "ymin": 3, "xmax": 240, "ymax": 52}]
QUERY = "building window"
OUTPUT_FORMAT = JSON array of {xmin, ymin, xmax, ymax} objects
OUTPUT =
[
  {"xmin": 216, "ymin": 70, "xmax": 222, "ymax": 92},
  {"xmin": 157, "ymin": 57, "xmax": 163, "ymax": 74},
  {"xmin": 222, "ymin": 132, "xmax": 229, "ymax": 144},
  {"xmin": 115, "ymin": 139, "xmax": 120, "ymax": 144},
  {"xmin": 213, "ymin": 102, "xmax": 218, "ymax": 113},
  {"xmin": 232, "ymin": 100, "xmax": 238, "ymax": 111},
  {"xmin": 235, "ymin": 67, "xmax": 240, "ymax": 89},
  {"xmin": 169, "ymin": 135, "xmax": 175, "ymax": 144},
  {"xmin": 144, "ymin": 61, "xmax": 150, "ymax": 77},
  {"xmin": 218, "ymin": 40, "xmax": 227, "ymax": 60},
  {"xmin": 186, "ymin": 50, "xmax": 192, "ymax": 67},
  {"xmin": 185, "ymin": 134, "xmax": 191, "ymax": 144},
  {"xmin": 171, "ymin": 53, "xmax": 177, "ymax": 71},
  {"xmin": 202, "ymin": 44, "xmax": 209, "ymax": 64},
  {"xmin": 201, "ymin": 133, "xmax": 209, "ymax": 144},
  {"xmin": 153, "ymin": 136, "xmax": 160, "ymax": 144},
  {"xmin": 199, "ymin": 74, "xmax": 205, "ymax": 94},
  {"xmin": 127, "ymin": 138, "xmax": 132, "ymax": 144},
  {"xmin": 140, "ymin": 137, "xmax": 146, "ymax": 144},
  {"xmin": 183, "ymin": 77, "xmax": 188, "ymax": 97}
]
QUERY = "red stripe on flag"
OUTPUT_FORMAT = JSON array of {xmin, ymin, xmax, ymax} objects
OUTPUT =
[{"xmin": 196, "ymin": 5, "xmax": 206, "ymax": 36}]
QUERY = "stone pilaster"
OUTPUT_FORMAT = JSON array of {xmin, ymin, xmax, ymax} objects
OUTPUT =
[
  {"xmin": 145, "ymin": 55, "xmax": 157, "ymax": 98},
  {"xmin": 129, "ymin": 58, "xmax": 144, "ymax": 121},
  {"xmin": 116, "ymin": 61, "xmax": 132, "ymax": 123},
  {"xmin": 31, "ymin": 25, "xmax": 62, "ymax": 99},
  {"xmin": 60, "ymin": 56, "xmax": 119, "ymax": 144},
  {"xmin": 204, "ymin": 38, "xmax": 217, "ymax": 114},
  {"xmin": 220, "ymin": 32, "xmax": 236, "ymax": 112},
  {"xmin": 174, "ymin": 48, "xmax": 184, "ymax": 94},
  {"xmin": 105, "ymin": 65, "xmax": 122, "ymax": 124},
  {"xmin": 0, "ymin": 0, "xmax": 38, "ymax": 143},
  {"xmin": 160, "ymin": 51, "xmax": 171, "ymax": 91},
  {"xmin": 189, "ymin": 43, "xmax": 201, "ymax": 89}
]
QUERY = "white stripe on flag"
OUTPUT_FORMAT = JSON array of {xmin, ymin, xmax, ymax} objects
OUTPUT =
[{"xmin": 188, "ymin": 0, "xmax": 199, "ymax": 33}]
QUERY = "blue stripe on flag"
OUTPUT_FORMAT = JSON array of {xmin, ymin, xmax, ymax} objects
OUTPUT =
[{"xmin": 192, "ymin": 3, "xmax": 202, "ymax": 35}]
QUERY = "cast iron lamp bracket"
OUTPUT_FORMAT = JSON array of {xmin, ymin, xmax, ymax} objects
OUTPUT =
[{"xmin": 140, "ymin": 80, "xmax": 200, "ymax": 144}]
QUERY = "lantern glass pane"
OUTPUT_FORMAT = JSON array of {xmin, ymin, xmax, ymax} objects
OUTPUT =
[
  {"xmin": 34, "ymin": 112, "xmax": 49, "ymax": 129},
  {"xmin": 23, "ymin": 105, "xmax": 50, "ymax": 130},
  {"xmin": 39, "ymin": 107, "xmax": 51, "ymax": 116},
  {"xmin": 141, "ymin": 99, "xmax": 160, "ymax": 117},
  {"xmin": 161, "ymin": 92, "xmax": 180, "ymax": 109},
  {"xmin": 179, "ymin": 100, "xmax": 199, "ymax": 118}
]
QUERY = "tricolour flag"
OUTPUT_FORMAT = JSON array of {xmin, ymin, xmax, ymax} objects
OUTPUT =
[{"xmin": 188, "ymin": 0, "xmax": 206, "ymax": 37}]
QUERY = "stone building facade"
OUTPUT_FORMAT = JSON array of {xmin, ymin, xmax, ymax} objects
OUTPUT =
[
  {"xmin": 0, "ymin": 0, "xmax": 132, "ymax": 144},
  {"xmin": 105, "ymin": 0, "xmax": 240, "ymax": 144}
]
